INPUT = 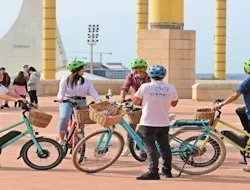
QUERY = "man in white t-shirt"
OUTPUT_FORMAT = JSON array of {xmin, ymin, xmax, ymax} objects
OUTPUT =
[
  {"xmin": 0, "ymin": 70, "xmax": 26, "ymax": 105},
  {"xmin": 132, "ymin": 65, "xmax": 178, "ymax": 180}
]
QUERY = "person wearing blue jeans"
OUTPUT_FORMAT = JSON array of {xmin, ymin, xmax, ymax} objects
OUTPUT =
[
  {"xmin": 59, "ymin": 98, "xmax": 86, "ymax": 134},
  {"xmin": 214, "ymin": 59, "xmax": 250, "ymax": 173},
  {"xmin": 57, "ymin": 60, "xmax": 101, "ymax": 145}
]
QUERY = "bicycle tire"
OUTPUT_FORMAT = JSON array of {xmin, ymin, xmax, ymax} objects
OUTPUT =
[
  {"xmin": 22, "ymin": 137, "xmax": 64, "ymax": 170},
  {"xmin": 129, "ymin": 131, "xmax": 147, "ymax": 162},
  {"xmin": 72, "ymin": 129, "xmax": 124, "ymax": 173},
  {"xmin": 75, "ymin": 132, "xmax": 86, "ymax": 164},
  {"xmin": 170, "ymin": 130, "xmax": 226, "ymax": 175}
]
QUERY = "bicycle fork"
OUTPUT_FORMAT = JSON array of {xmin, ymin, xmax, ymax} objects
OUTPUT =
[{"xmin": 95, "ymin": 127, "xmax": 116, "ymax": 154}]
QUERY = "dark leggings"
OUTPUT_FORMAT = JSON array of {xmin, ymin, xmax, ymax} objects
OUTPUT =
[
  {"xmin": 236, "ymin": 107, "xmax": 250, "ymax": 133},
  {"xmin": 14, "ymin": 95, "xmax": 26, "ymax": 107},
  {"xmin": 28, "ymin": 90, "xmax": 38, "ymax": 104}
]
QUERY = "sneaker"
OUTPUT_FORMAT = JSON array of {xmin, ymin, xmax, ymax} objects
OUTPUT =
[
  {"xmin": 121, "ymin": 147, "xmax": 131, "ymax": 156},
  {"xmin": 243, "ymin": 167, "xmax": 250, "ymax": 172},
  {"xmin": 136, "ymin": 172, "xmax": 160, "ymax": 180},
  {"xmin": 58, "ymin": 139, "xmax": 66, "ymax": 146},
  {"xmin": 0, "ymin": 106, "xmax": 4, "ymax": 109},
  {"xmin": 161, "ymin": 170, "xmax": 173, "ymax": 178}
]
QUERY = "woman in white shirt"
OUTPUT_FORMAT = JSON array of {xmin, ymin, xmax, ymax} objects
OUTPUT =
[{"xmin": 57, "ymin": 60, "xmax": 101, "ymax": 144}]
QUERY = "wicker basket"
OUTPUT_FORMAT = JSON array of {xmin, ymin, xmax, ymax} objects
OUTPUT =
[
  {"xmin": 89, "ymin": 101, "xmax": 125, "ymax": 127},
  {"xmin": 127, "ymin": 110, "xmax": 142, "ymax": 125},
  {"xmin": 73, "ymin": 105, "xmax": 96, "ymax": 124},
  {"xmin": 29, "ymin": 109, "xmax": 53, "ymax": 128},
  {"xmin": 195, "ymin": 108, "xmax": 215, "ymax": 125}
]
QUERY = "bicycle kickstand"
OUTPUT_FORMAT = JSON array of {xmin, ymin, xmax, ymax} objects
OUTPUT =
[
  {"xmin": 177, "ymin": 153, "xmax": 191, "ymax": 177},
  {"xmin": 239, "ymin": 151, "xmax": 248, "ymax": 165}
]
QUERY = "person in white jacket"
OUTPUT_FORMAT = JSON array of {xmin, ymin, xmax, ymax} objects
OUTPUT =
[
  {"xmin": 27, "ymin": 67, "xmax": 40, "ymax": 104},
  {"xmin": 57, "ymin": 60, "xmax": 101, "ymax": 145}
]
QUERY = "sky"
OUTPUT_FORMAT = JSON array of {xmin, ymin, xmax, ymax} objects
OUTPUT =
[{"xmin": 0, "ymin": 0, "xmax": 249, "ymax": 74}]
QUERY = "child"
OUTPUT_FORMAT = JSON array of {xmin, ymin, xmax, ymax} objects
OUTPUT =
[{"xmin": 12, "ymin": 71, "xmax": 27, "ymax": 107}]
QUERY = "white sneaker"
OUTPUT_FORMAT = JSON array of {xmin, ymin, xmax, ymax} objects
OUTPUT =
[
  {"xmin": 121, "ymin": 147, "xmax": 131, "ymax": 156},
  {"xmin": 58, "ymin": 139, "xmax": 66, "ymax": 146}
]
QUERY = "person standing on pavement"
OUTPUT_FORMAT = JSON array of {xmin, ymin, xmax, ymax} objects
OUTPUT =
[
  {"xmin": 12, "ymin": 71, "xmax": 27, "ymax": 108},
  {"xmin": 23, "ymin": 64, "xmax": 30, "ymax": 82},
  {"xmin": 0, "ymin": 70, "xmax": 26, "ymax": 107},
  {"xmin": 132, "ymin": 65, "xmax": 178, "ymax": 180},
  {"xmin": 0, "ymin": 67, "xmax": 11, "ymax": 109},
  {"xmin": 27, "ymin": 67, "xmax": 40, "ymax": 105},
  {"xmin": 120, "ymin": 58, "xmax": 151, "ymax": 156}
]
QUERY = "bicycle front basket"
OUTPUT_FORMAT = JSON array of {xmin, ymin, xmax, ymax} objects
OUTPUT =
[
  {"xmin": 194, "ymin": 108, "xmax": 215, "ymax": 125},
  {"xmin": 29, "ymin": 110, "xmax": 53, "ymax": 128},
  {"xmin": 126, "ymin": 109, "xmax": 142, "ymax": 125},
  {"xmin": 73, "ymin": 105, "xmax": 96, "ymax": 124},
  {"xmin": 89, "ymin": 101, "xmax": 125, "ymax": 127}
]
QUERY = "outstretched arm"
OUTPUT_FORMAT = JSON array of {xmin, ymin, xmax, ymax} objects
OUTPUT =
[
  {"xmin": 220, "ymin": 92, "xmax": 241, "ymax": 107},
  {"xmin": 0, "ymin": 92, "xmax": 25, "ymax": 102}
]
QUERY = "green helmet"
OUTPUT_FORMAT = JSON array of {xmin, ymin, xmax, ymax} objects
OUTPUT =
[
  {"xmin": 244, "ymin": 59, "xmax": 250, "ymax": 73},
  {"xmin": 67, "ymin": 60, "xmax": 86, "ymax": 72},
  {"xmin": 130, "ymin": 59, "xmax": 147, "ymax": 69}
]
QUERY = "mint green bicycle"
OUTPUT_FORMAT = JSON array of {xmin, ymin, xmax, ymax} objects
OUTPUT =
[{"xmin": 0, "ymin": 102, "xmax": 64, "ymax": 170}]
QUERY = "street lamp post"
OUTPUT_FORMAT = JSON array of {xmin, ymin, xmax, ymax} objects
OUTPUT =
[
  {"xmin": 87, "ymin": 24, "xmax": 99, "ymax": 74},
  {"xmin": 100, "ymin": 52, "xmax": 112, "ymax": 63}
]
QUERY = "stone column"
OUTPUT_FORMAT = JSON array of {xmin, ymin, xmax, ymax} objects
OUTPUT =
[{"xmin": 42, "ymin": 0, "xmax": 56, "ymax": 79}]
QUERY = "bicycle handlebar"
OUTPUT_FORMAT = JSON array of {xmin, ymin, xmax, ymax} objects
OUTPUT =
[
  {"xmin": 105, "ymin": 94, "xmax": 142, "ymax": 111},
  {"xmin": 19, "ymin": 101, "xmax": 37, "ymax": 111},
  {"xmin": 213, "ymin": 99, "xmax": 224, "ymax": 105},
  {"xmin": 54, "ymin": 99, "xmax": 95, "ymax": 107}
]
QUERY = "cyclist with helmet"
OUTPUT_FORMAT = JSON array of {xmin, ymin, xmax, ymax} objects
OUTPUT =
[
  {"xmin": 57, "ymin": 60, "xmax": 101, "ymax": 145},
  {"xmin": 120, "ymin": 58, "xmax": 151, "ymax": 156},
  {"xmin": 132, "ymin": 65, "xmax": 178, "ymax": 180},
  {"xmin": 213, "ymin": 59, "xmax": 250, "ymax": 172}
]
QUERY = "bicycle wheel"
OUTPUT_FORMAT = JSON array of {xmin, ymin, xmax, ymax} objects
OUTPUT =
[
  {"xmin": 129, "ymin": 131, "xmax": 147, "ymax": 162},
  {"xmin": 22, "ymin": 137, "xmax": 64, "ymax": 170},
  {"xmin": 74, "ymin": 132, "xmax": 86, "ymax": 164},
  {"xmin": 62, "ymin": 125, "xmax": 76, "ymax": 158},
  {"xmin": 170, "ymin": 130, "xmax": 226, "ymax": 175},
  {"xmin": 72, "ymin": 129, "xmax": 124, "ymax": 173}
]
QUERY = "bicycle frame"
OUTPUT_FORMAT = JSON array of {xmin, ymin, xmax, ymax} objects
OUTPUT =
[
  {"xmin": 209, "ymin": 117, "xmax": 250, "ymax": 152},
  {"xmin": 67, "ymin": 119, "xmax": 81, "ymax": 146},
  {"xmin": 0, "ymin": 116, "xmax": 43, "ymax": 153},
  {"xmin": 95, "ymin": 118, "xmax": 212, "ymax": 157}
]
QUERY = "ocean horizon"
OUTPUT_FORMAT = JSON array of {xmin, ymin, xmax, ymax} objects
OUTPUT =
[{"xmin": 196, "ymin": 73, "xmax": 246, "ymax": 80}]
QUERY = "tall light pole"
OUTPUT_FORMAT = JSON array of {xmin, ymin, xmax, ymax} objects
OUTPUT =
[
  {"xmin": 87, "ymin": 24, "xmax": 99, "ymax": 74},
  {"xmin": 68, "ymin": 57, "xmax": 87, "ymax": 60},
  {"xmin": 100, "ymin": 52, "xmax": 112, "ymax": 63}
]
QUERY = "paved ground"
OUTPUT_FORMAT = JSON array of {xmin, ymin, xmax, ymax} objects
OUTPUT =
[{"xmin": 0, "ymin": 96, "xmax": 250, "ymax": 190}]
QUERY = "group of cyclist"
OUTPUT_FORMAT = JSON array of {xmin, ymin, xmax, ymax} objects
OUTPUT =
[{"xmin": 1, "ymin": 58, "xmax": 250, "ymax": 178}]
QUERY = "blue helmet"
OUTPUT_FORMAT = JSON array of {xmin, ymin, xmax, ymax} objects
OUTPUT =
[{"xmin": 147, "ymin": 65, "xmax": 167, "ymax": 79}]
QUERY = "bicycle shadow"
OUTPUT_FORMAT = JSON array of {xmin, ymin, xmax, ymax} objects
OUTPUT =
[
  {"xmin": 179, "ymin": 174, "xmax": 250, "ymax": 184},
  {"xmin": 86, "ymin": 169, "xmax": 144, "ymax": 178},
  {"xmin": 0, "ymin": 166, "xmax": 76, "ymax": 173},
  {"xmin": 219, "ymin": 157, "xmax": 250, "ymax": 169},
  {"xmin": 110, "ymin": 160, "xmax": 145, "ymax": 168}
]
